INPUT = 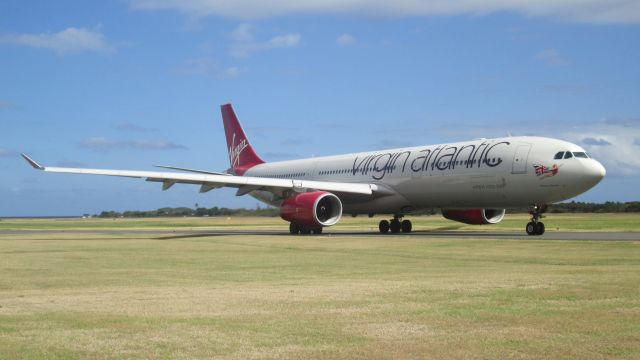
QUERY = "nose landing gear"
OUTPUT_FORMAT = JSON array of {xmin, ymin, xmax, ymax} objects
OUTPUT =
[
  {"xmin": 526, "ymin": 205, "xmax": 547, "ymax": 236},
  {"xmin": 379, "ymin": 215, "xmax": 412, "ymax": 234}
]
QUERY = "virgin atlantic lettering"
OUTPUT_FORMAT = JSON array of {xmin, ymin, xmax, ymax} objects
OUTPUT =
[{"xmin": 352, "ymin": 141, "xmax": 510, "ymax": 180}]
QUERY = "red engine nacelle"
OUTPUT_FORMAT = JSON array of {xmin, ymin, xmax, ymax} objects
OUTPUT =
[
  {"xmin": 280, "ymin": 191, "xmax": 343, "ymax": 227},
  {"xmin": 441, "ymin": 208, "xmax": 506, "ymax": 225}
]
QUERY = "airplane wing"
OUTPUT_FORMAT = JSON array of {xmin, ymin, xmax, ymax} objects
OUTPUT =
[
  {"xmin": 153, "ymin": 165, "xmax": 232, "ymax": 176},
  {"xmin": 21, "ymin": 154, "xmax": 377, "ymax": 196}
]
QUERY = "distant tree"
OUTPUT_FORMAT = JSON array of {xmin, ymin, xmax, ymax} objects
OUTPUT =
[
  {"xmin": 195, "ymin": 207, "xmax": 209, "ymax": 217},
  {"xmin": 99, "ymin": 211, "xmax": 121, "ymax": 218}
]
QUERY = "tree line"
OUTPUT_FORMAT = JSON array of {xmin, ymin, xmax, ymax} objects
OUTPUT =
[
  {"xmin": 96, "ymin": 201, "xmax": 640, "ymax": 218},
  {"xmin": 98, "ymin": 206, "xmax": 279, "ymax": 218},
  {"xmin": 546, "ymin": 201, "xmax": 640, "ymax": 213}
]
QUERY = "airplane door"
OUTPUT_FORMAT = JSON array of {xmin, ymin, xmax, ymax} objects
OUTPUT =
[
  {"xmin": 511, "ymin": 144, "xmax": 531, "ymax": 174},
  {"xmin": 308, "ymin": 161, "xmax": 319, "ymax": 179}
]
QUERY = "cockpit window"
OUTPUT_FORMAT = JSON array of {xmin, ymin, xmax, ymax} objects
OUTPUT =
[
  {"xmin": 573, "ymin": 152, "xmax": 589, "ymax": 158},
  {"xmin": 554, "ymin": 151, "xmax": 565, "ymax": 160},
  {"xmin": 564, "ymin": 151, "xmax": 573, "ymax": 159}
]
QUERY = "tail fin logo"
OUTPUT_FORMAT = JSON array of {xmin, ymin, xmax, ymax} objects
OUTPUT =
[
  {"xmin": 221, "ymin": 103, "xmax": 264, "ymax": 175},
  {"xmin": 229, "ymin": 133, "xmax": 248, "ymax": 168}
]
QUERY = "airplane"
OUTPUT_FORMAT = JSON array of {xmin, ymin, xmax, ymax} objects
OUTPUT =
[{"xmin": 21, "ymin": 103, "xmax": 606, "ymax": 236}]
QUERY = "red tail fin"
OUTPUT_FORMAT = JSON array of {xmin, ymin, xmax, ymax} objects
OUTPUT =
[{"xmin": 221, "ymin": 103, "xmax": 264, "ymax": 175}]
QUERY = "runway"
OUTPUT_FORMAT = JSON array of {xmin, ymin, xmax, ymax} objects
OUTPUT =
[{"xmin": 2, "ymin": 229, "xmax": 638, "ymax": 241}]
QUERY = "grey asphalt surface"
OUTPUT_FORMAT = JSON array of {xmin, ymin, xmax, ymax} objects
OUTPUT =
[{"xmin": 1, "ymin": 229, "xmax": 638, "ymax": 241}]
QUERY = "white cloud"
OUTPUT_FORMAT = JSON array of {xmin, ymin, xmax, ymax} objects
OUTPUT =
[
  {"xmin": 178, "ymin": 57, "xmax": 245, "ymax": 78},
  {"xmin": 266, "ymin": 33, "xmax": 300, "ymax": 48},
  {"xmin": 114, "ymin": 123, "xmax": 157, "ymax": 132},
  {"xmin": 230, "ymin": 23, "xmax": 300, "ymax": 57},
  {"xmin": 535, "ymin": 48, "xmax": 567, "ymax": 66},
  {"xmin": 582, "ymin": 137, "xmax": 611, "ymax": 146},
  {"xmin": 336, "ymin": 33, "xmax": 356, "ymax": 46},
  {"xmin": 178, "ymin": 57, "xmax": 218, "ymax": 76},
  {"xmin": 0, "ymin": 27, "xmax": 115, "ymax": 54},
  {"xmin": 603, "ymin": 118, "xmax": 640, "ymax": 128},
  {"xmin": 130, "ymin": 0, "xmax": 640, "ymax": 24},
  {"xmin": 562, "ymin": 121, "xmax": 640, "ymax": 176},
  {"xmin": 0, "ymin": 148, "xmax": 18, "ymax": 157},
  {"xmin": 224, "ymin": 66, "xmax": 242, "ymax": 78},
  {"xmin": 79, "ymin": 137, "xmax": 187, "ymax": 151},
  {"xmin": 231, "ymin": 23, "xmax": 253, "ymax": 42}
]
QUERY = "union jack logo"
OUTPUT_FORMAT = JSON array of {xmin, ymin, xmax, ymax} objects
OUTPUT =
[{"xmin": 533, "ymin": 163, "xmax": 559, "ymax": 178}]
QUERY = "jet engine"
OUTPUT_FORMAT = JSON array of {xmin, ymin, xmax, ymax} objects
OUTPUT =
[
  {"xmin": 441, "ymin": 208, "xmax": 506, "ymax": 225},
  {"xmin": 280, "ymin": 191, "xmax": 343, "ymax": 227}
]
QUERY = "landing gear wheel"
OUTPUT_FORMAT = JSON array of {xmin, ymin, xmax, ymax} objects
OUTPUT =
[
  {"xmin": 526, "ymin": 204, "xmax": 548, "ymax": 236},
  {"xmin": 289, "ymin": 223, "xmax": 300, "ymax": 235},
  {"xmin": 379, "ymin": 220, "xmax": 390, "ymax": 234},
  {"xmin": 526, "ymin": 222, "xmax": 536, "ymax": 235},
  {"xmin": 311, "ymin": 227, "xmax": 323, "ymax": 234},
  {"xmin": 401, "ymin": 220, "xmax": 412, "ymax": 233},
  {"xmin": 300, "ymin": 227, "xmax": 311, "ymax": 235},
  {"xmin": 390, "ymin": 219, "xmax": 401, "ymax": 233}
]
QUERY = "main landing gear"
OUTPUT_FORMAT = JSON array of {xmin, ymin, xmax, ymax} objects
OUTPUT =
[
  {"xmin": 526, "ymin": 205, "xmax": 547, "ymax": 236},
  {"xmin": 289, "ymin": 222, "xmax": 323, "ymax": 235},
  {"xmin": 379, "ymin": 215, "xmax": 412, "ymax": 234}
]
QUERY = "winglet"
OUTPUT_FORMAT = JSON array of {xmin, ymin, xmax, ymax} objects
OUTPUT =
[{"xmin": 21, "ymin": 153, "xmax": 44, "ymax": 170}]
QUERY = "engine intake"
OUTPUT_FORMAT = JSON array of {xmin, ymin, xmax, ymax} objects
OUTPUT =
[
  {"xmin": 280, "ymin": 191, "xmax": 343, "ymax": 227},
  {"xmin": 441, "ymin": 208, "xmax": 506, "ymax": 225}
]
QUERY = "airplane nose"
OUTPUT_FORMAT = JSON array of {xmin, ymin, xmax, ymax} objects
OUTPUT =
[
  {"xmin": 584, "ymin": 160, "xmax": 606, "ymax": 185},
  {"xmin": 595, "ymin": 160, "xmax": 606, "ymax": 179}
]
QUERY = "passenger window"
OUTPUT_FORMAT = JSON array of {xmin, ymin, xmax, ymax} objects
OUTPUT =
[
  {"xmin": 554, "ymin": 151, "xmax": 564, "ymax": 160},
  {"xmin": 564, "ymin": 152, "xmax": 573, "ymax": 159}
]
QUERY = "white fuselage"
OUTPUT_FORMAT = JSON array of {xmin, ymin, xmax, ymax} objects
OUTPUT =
[{"xmin": 244, "ymin": 136, "xmax": 605, "ymax": 214}]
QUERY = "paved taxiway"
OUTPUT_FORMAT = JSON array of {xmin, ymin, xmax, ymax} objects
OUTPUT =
[{"xmin": 1, "ymin": 229, "xmax": 638, "ymax": 241}]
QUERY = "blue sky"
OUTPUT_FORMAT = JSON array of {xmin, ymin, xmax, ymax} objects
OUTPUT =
[{"xmin": 1, "ymin": 1, "xmax": 639, "ymax": 216}]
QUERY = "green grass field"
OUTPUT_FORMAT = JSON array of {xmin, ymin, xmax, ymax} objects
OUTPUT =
[{"xmin": 1, "ymin": 215, "xmax": 639, "ymax": 359}]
